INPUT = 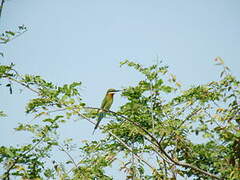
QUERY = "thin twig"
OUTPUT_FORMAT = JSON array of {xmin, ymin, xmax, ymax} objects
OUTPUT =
[
  {"xmin": 8, "ymin": 29, "xmax": 28, "ymax": 42},
  {"xmin": 57, "ymin": 144, "xmax": 78, "ymax": 168},
  {"xmin": 163, "ymin": 158, "xmax": 168, "ymax": 179},
  {"xmin": 165, "ymin": 107, "xmax": 202, "ymax": 145},
  {"xmin": 7, "ymin": 76, "xmax": 40, "ymax": 95},
  {"xmin": 0, "ymin": 0, "xmax": 4, "ymax": 22},
  {"xmin": 0, "ymin": 29, "xmax": 28, "ymax": 44},
  {"xmin": 66, "ymin": 141, "xmax": 103, "ymax": 175}
]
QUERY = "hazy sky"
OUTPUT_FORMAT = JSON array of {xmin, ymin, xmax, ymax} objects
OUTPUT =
[{"xmin": 1, "ymin": 0, "xmax": 240, "ymax": 179}]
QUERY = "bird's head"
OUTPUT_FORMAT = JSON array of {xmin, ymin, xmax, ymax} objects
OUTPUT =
[{"xmin": 106, "ymin": 88, "xmax": 121, "ymax": 95}]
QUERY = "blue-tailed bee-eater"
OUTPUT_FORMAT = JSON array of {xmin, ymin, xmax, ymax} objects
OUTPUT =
[{"xmin": 92, "ymin": 88, "xmax": 121, "ymax": 134}]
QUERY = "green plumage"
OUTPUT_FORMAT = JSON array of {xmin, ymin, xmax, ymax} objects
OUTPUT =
[
  {"xmin": 92, "ymin": 88, "xmax": 120, "ymax": 134},
  {"xmin": 101, "ymin": 93, "xmax": 114, "ymax": 110}
]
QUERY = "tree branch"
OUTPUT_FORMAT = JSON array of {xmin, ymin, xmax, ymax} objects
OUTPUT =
[
  {"xmin": 57, "ymin": 144, "xmax": 78, "ymax": 169},
  {"xmin": 7, "ymin": 76, "xmax": 41, "ymax": 95},
  {"xmin": 0, "ymin": 0, "xmax": 4, "ymax": 22}
]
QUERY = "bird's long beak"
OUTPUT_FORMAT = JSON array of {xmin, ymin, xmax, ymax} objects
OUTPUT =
[{"xmin": 108, "ymin": 89, "xmax": 122, "ymax": 95}]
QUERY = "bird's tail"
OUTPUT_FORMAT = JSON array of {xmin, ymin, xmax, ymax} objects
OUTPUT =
[{"xmin": 92, "ymin": 112, "xmax": 105, "ymax": 134}]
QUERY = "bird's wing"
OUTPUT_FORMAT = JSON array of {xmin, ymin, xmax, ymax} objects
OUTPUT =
[{"xmin": 100, "ymin": 95, "xmax": 108, "ymax": 109}]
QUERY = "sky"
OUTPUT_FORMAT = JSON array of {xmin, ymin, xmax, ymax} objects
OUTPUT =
[{"xmin": 1, "ymin": 0, "xmax": 240, "ymax": 179}]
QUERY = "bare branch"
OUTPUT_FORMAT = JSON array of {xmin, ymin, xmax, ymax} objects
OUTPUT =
[
  {"xmin": 57, "ymin": 144, "xmax": 78, "ymax": 169},
  {"xmin": 0, "ymin": 0, "xmax": 4, "ymax": 22}
]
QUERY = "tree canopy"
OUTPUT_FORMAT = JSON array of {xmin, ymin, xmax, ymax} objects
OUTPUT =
[{"xmin": 0, "ymin": 57, "xmax": 239, "ymax": 179}]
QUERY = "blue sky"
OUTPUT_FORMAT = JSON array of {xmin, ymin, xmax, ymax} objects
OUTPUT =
[{"xmin": 1, "ymin": 0, "xmax": 240, "ymax": 179}]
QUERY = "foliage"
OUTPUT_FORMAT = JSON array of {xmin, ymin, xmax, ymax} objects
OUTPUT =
[
  {"xmin": 0, "ymin": 57, "xmax": 239, "ymax": 180},
  {"xmin": 0, "ymin": 25, "xmax": 27, "ymax": 57},
  {"xmin": 0, "ymin": 25, "xmax": 27, "ymax": 45}
]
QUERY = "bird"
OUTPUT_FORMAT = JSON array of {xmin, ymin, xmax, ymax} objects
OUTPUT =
[{"xmin": 92, "ymin": 88, "xmax": 120, "ymax": 134}]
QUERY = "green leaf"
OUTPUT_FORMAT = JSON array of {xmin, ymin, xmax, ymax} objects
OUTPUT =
[{"xmin": 5, "ymin": 31, "xmax": 15, "ymax": 36}]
